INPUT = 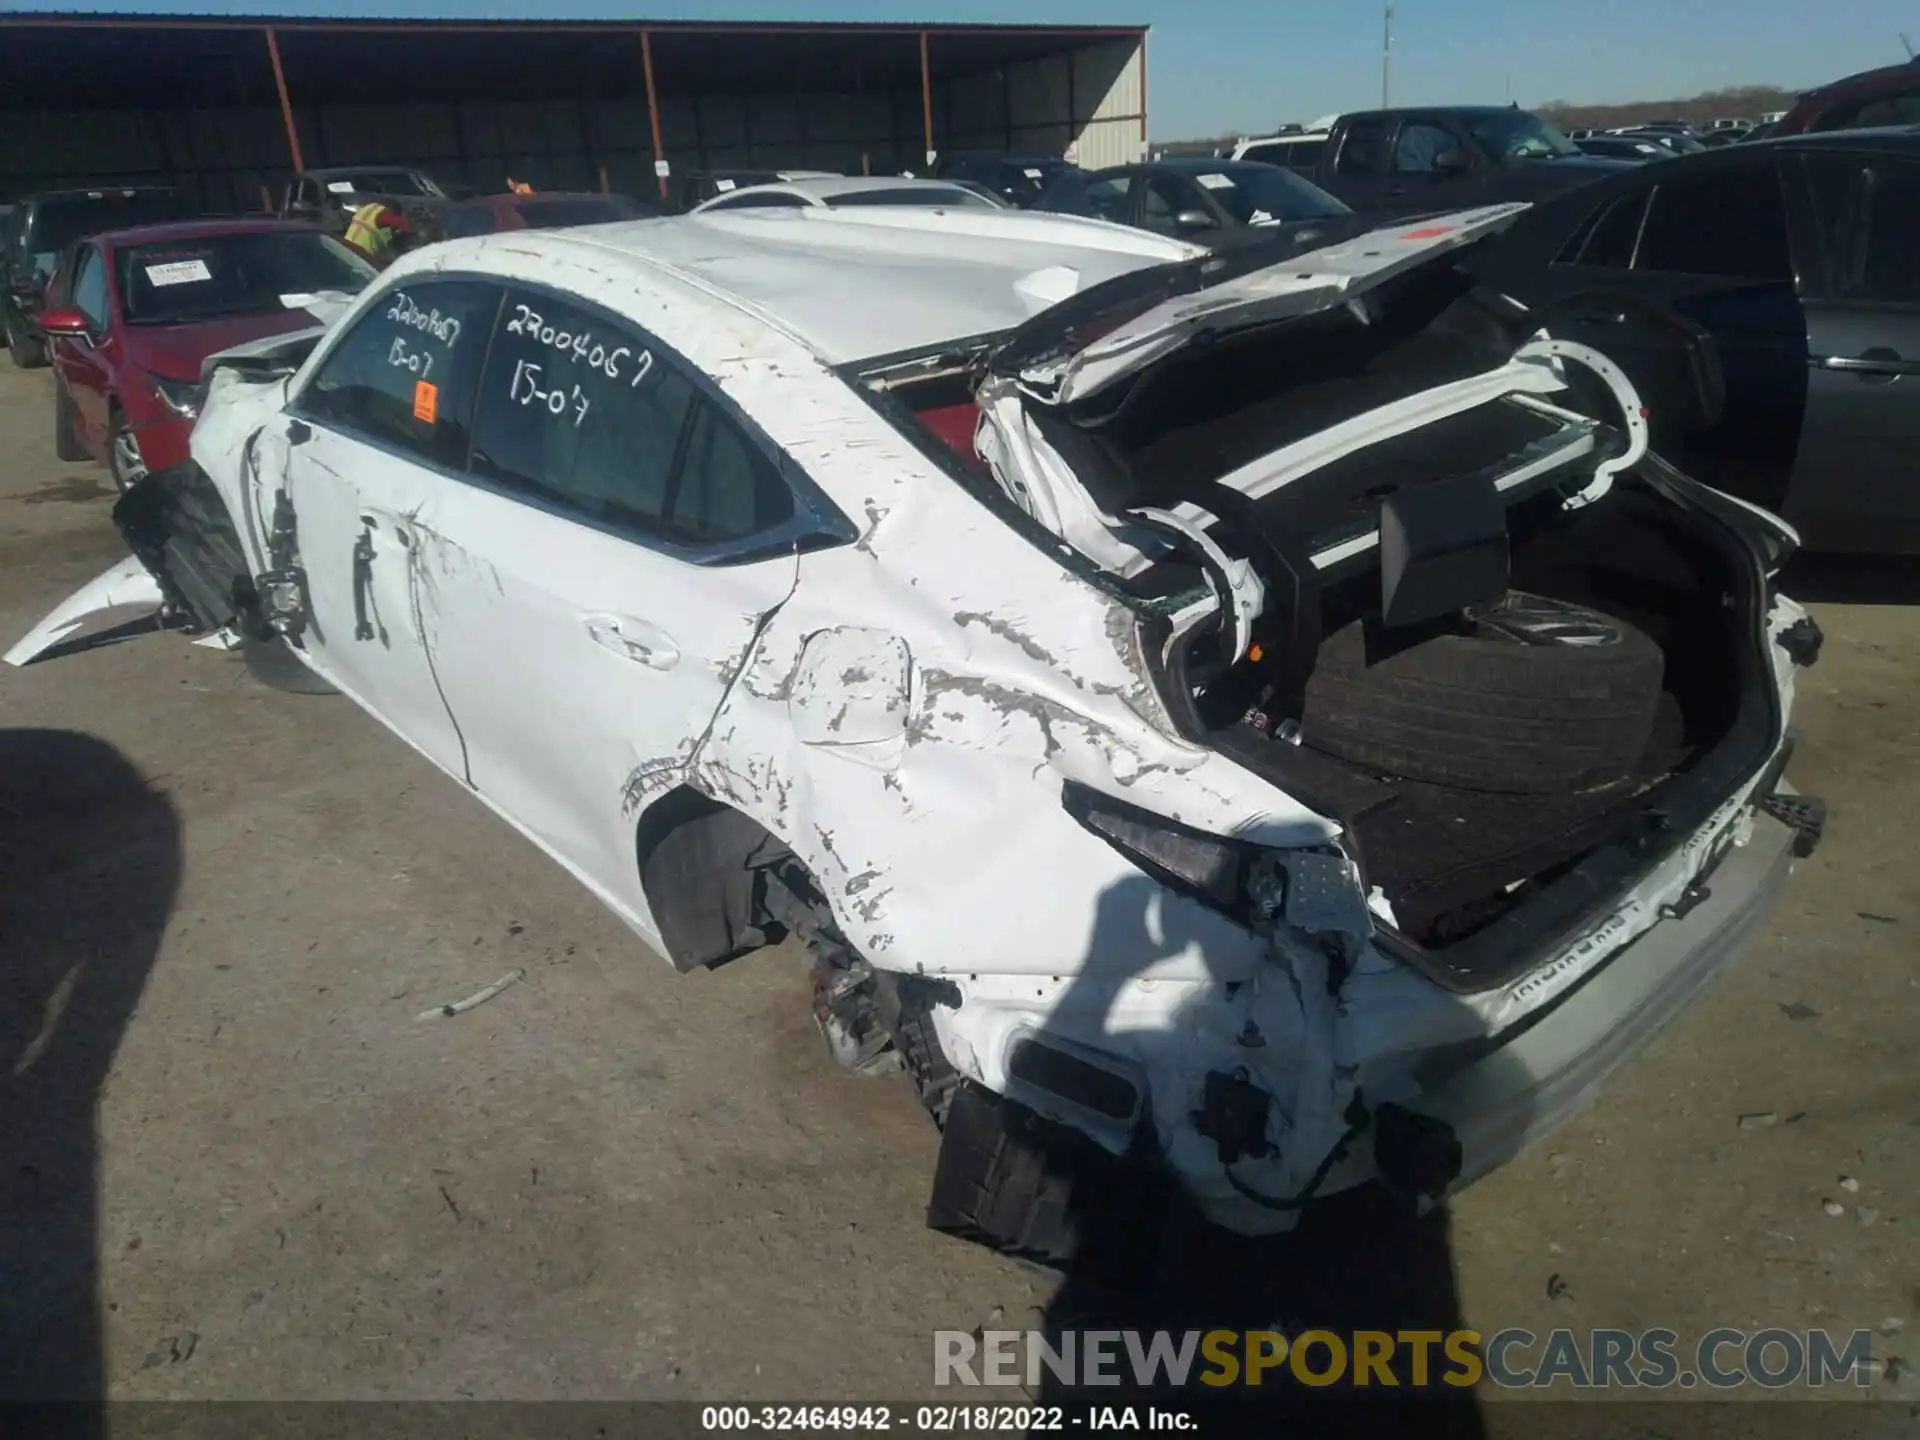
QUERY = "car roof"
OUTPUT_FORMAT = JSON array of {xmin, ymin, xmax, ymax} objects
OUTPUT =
[
  {"xmin": 437, "ymin": 207, "xmax": 1200, "ymax": 365},
  {"xmin": 90, "ymin": 217, "xmax": 317, "ymax": 248},
  {"xmin": 1758, "ymin": 125, "xmax": 1920, "ymax": 154}
]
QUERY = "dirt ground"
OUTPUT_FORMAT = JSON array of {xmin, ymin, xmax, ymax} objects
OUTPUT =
[{"xmin": 0, "ymin": 356, "xmax": 1915, "ymax": 1419}]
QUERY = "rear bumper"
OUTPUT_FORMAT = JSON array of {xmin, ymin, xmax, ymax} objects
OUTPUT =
[{"xmin": 1415, "ymin": 806, "xmax": 1798, "ymax": 1188}]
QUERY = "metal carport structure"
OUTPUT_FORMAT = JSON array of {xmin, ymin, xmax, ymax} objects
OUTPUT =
[{"xmin": 0, "ymin": 13, "xmax": 1148, "ymax": 210}]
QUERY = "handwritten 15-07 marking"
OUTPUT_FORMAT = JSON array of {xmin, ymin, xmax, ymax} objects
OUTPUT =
[
  {"xmin": 388, "ymin": 335, "xmax": 434, "ymax": 379},
  {"xmin": 504, "ymin": 303, "xmax": 654, "ymax": 387},
  {"xmin": 385, "ymin": 291, "xmax": 463, "ymax": 348},
  {"xmin": 508, "ymin": 359, "xmax": 590, "ymax": 427}
]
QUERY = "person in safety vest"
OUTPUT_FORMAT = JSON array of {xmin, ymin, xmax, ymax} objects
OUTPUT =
[{"xmin": 343, "ymin": 201, "xmax": 413, "ymax": 263}]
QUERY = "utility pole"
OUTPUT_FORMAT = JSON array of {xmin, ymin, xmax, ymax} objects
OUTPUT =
[
  {"xmin": 1902, "ymin": 31, "xmax": 1915, "ymax": 59},
  {"xmin": 1381, "ymin": 0, "xmax": 1395, "ymax": 109}
]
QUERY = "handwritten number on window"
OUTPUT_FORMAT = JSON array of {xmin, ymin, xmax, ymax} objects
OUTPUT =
[
  {"xmin": 508, "ymin": 358, "xmax": 590, "ymax": 428},
  {"xmin": 504, "ymin": 303, "xmax": 653, "ymax": 386}
]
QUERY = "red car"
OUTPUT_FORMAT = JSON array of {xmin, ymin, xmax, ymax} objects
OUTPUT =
[
  {"xmin": 436, "ymin": 190, "xmax": 656, "ymax": 238},
  {"xmin": 1773, "ymin": 56, "xmax": 1920, "ymax": 136},
  {"xmin": 38, "ymin": 218, "xmax": 376, "ymax": 490}
]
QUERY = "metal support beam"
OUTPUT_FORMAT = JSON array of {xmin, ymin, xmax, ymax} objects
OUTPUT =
[
  {"xmin": 918, "ymin": 30, "xmax": 934, "ymax": 169},
  {"xmin": 642, "ymin": 27, "xmax": 667, "ymax": 202},
  {"xmin": 264, "ymin": 26, "xmax": 303, "ymax": 173}
]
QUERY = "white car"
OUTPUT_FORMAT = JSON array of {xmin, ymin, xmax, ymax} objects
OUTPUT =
[
  {"xmin": 10, "ymin": 202, "xmax": 1825, "ymax": 1266},
  {"xmin": 692, "ymin": 175, "xmax": 1005, "ymax": 214}
]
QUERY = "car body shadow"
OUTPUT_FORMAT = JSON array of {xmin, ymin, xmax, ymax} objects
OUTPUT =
[
  {"xmin": 1778, "ymin": 553, "xmax": 1920, "ymax": 606},
  {"xmin": 1021, "ymin": 873, "xmax": 1497, "ymax": 1434},
  {"xmin": 0, "ymin": 730, "xmax": 180, "ymax": 1414}
]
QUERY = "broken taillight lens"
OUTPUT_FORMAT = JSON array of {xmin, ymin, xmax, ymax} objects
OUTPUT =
[{"xmin": 1061, "ymin": 781, "xmax": 1248, "ymax": 914}]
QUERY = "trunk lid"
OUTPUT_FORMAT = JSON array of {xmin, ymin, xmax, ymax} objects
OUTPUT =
[{"xmin": 991, "ymin": 202, "xmax": 1530, "ymax": 406}]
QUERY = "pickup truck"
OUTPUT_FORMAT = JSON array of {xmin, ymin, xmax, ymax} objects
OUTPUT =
[
  {"xmin": 1232, "ymin": 106, "xmax": 1635, "ymax": 221},
  {"xmin": 279, "ymin": 165, "xmax": 454, "ymax": 238}
]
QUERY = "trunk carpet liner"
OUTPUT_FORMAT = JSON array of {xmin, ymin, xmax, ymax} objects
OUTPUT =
[{"xmin": 1240, "ymin": 692, "xmax": 1693, "ymax": 945}]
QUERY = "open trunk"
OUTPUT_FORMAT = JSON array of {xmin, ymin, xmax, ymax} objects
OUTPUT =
[{"xmin": 862, "ymin": 225, "xmax": 1788, "ymax": 993}]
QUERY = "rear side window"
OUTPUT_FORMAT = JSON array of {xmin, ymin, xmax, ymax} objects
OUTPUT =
[
  {"xmin": 1634, "ymin": 163, "xmax": 1792, "ymax": 280},
  {"xmin": 1336, "ymin": 119, "xmax": 1388, "ymax": 174},
  {"xmin": 670, "ymin": 394, "xmax": 796, "ymax": 545},
  {"xmin": 1555, "ymin": 188, "xmax": 1651, "ymax": 268},
  {"xmin": 469, "ymin": 289, "xmax": 795, "ymax": 548},
  {"xmin": 298, "ymin": 279, "xmax": 501, "ymax": 469}
]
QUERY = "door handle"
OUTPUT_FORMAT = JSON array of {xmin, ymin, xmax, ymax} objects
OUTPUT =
[
  {"xmin": 584, "ymin": 614, "xmax": 680, "ymax": 670},
  {"xmin": 1817, "ymin": 348, "xmax": 1917, "ymax": 381}
]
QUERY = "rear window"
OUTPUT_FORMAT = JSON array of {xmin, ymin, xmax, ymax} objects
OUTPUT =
[
  {"xmin": 824, "ymin": 186, "xmax": 990, "ymax": 209},
  {"xmin": 29, "ymin": 191, "xmax": 189, "ymax": 260},
  {"xmin": 116, "ymin": 231, "xmax": 376, "ymax": 325},
  {"xmin": 321, "ymin": 172, "xmax": 431, "ymax": 198}
]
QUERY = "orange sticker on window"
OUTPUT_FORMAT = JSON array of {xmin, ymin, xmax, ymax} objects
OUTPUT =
[{"xmin": 412, "ymin": 380, "xmax": 438, "ymax": 424}]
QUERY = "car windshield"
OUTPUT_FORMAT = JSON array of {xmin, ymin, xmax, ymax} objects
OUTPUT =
[
  {"xmin": 32, "ymin": 191, "xmax": 189, "ymax": 266},
  {"xmin": 323, "ymin": 171, "xmax": 433, "ymax": 198},
  {"xmin": 116, "ymin": 231, "xmax": 376, "ymax": 325},
  {"xmin": 1463, "ymin": 111, "xmax": 1580, "ymax": 161},
  {"xmin": 824, "ymin": 186, "xmax": 995, "ymax": 209},
  {"xmin": 1190, "ymin": 166, "xmax": 1352, "ymax": 225}
]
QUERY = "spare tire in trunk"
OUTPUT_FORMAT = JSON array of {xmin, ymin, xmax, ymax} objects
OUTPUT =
[{"xmin": 1301, "ymin": 593, "xmax": 1664, "ymax": 795}]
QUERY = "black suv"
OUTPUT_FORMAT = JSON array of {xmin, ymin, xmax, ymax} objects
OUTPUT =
[{"xmin": 2, "ymin": 186, "xmax": 190, "ymax": 367}]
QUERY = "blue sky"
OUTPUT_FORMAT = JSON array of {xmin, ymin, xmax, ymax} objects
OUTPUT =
[{"xmin": 8, "ymin": 0, "xmax": 1915, "ymax": 137}]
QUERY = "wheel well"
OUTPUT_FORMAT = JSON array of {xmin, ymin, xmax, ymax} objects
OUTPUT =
[{"xmin": 635, "ymin": 785, "xmax": 801, "ymax": 972}]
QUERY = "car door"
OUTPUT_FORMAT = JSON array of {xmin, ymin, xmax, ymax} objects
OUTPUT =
[
  {"xmin": 1782, "ymin": 149, "xmax": 1920, "ymax": 551},
  {"xmin": 407, "ymin": 284, "xmax": 844, "ymax": 933},
  {"xmin": 1532, "ymin": 155, "xmax": 1808, "ymax": 512},
  {"xmin": 54, "ymin": 244, "xmax": 115, "ymax": 451},
  {"xmin": 275, "ymin": 276, "xmax": 504, "ymax": 776}
]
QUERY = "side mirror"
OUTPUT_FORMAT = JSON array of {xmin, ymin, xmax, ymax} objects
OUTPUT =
[
  {"xmin": 1433, "ymin": 148, "xmax": 1472, "ymax": 175},
  {"xmin": 36, "ymin": 307, "xmax": 91, "ymax": 338},
  {"xmin": 1174, "ymin": 208, "xmax": 1219, "ymax": 231}
]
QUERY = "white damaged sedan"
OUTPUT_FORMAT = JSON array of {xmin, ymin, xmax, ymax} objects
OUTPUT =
[{"xmin": 9, "ymin": 200, "xmax": 1827, "ymax": 1263}]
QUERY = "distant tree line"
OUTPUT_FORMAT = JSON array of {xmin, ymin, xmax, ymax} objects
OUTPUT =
[
  {"xmin": 1153, "ymin": 83, "xmax": 1808, "ymax": 152},
  {"xmin": 1535, "ymin": 84, "xmax": 1801, "ymax": 129}
]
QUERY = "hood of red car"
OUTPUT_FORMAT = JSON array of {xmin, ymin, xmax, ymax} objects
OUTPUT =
[{"xmin": 124, "ymin": 309, "xmax": 322, "ymax": 381}]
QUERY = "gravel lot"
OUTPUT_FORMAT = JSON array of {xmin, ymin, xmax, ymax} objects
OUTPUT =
[{"xmin": 0, "ymin": 356, "xmax": 1915, "ymax": 1419}]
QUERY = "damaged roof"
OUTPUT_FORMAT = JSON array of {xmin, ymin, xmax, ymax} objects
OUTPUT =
[{"xmin": 535, "ymin": 209, "xmax": 1203, "ymax": 365}]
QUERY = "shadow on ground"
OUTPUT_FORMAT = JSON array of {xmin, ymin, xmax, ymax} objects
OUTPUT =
[
  {"xmin": 0, "ymin": 730, "xmax": 180, "ymax": 1412},
  {"xmin": 1778, "ymin": 553, "xmax": 1920, "ymax": 606},
  {"xmin": 936, "ymin": 874, "xmax": 1490, "ymax": 1435}
]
